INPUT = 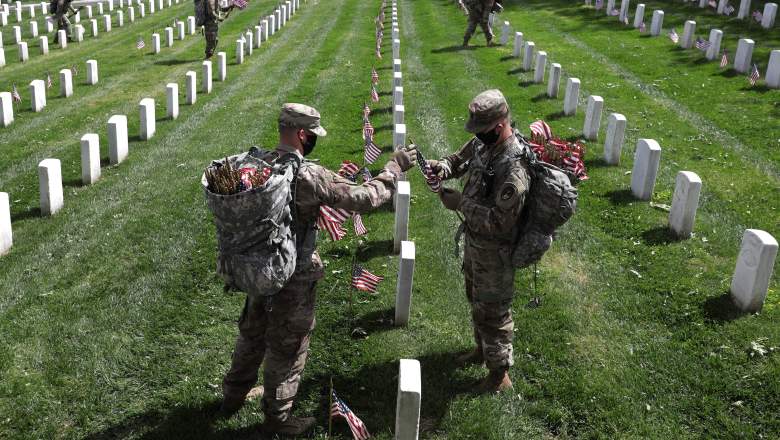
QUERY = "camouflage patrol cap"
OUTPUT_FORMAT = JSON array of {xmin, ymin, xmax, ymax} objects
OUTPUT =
[
  {"xmin": 279, "ymin": 103, "xmax": 328, "ymax": 136},
  {"xmin": 465, "ymin": 89, "xmax": 510, "ymax": 133}
]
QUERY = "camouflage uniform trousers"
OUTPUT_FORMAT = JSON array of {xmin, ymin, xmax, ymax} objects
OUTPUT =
[
  {"xmin": 195, "ymin": 0, "xmax": 219, "ymax": 56},
  {"xmin": 54, "ymin": 8, "xmax": 72, "ymax": 40},
  {"xmin": 464, "ymin": 1, "xmax": 493, "ymax": 43},
  {"xmin": 463, "ymin": 239, "xmax": 515, "ymax": 370},
  {"xmin": 222, "ymin": 274, "xmax": 317, "ymax": 422}
]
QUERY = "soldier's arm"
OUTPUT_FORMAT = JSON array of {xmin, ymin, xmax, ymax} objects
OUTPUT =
[
  {"xmin": 300, "ymin": 161, "xmax": 403, "ymax": 213},
  {"xmin": 441, "ymin": 138, "xmax": 477, "ymax": 180},
  {"xmin": 459, "ymin": 163, "xmax": 530, "ymax": 235}
]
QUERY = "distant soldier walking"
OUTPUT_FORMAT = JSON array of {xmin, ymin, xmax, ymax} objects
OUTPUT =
[
  {"xmin": 219, "ymin": 104, "xmax": 417, "ymax": 436},
  {"xmin": 462, "ymin": 0, "xmax": 495, "ymax": 47},
  {"xmin": 429, "ymin": 90, "xmax": 530, "ymax": 393},
  {"xmin": 195, "ymin": 0, "xmax": 233, "ymax": 58},
  {"xmin": 51, "ymin": 0, "xmax": 77, "ymax": 43}
]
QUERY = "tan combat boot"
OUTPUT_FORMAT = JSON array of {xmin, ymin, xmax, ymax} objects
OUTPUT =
[
  {"xmin": 456, "ymin": 346, "xmax": 485, "ymax": 366},
  {"xmin": 263, "ymin": 415, "xmax": 316, "ymax": 437},
  {"xmin": 219, "ymin": 385, "xmax": 264, "ymax": 415},
  {"xmin": 473, "ymin": 369, "xmax": 512, "ymax": 394}
]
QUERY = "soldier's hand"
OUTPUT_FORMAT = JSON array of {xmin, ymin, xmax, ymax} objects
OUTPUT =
[
  {"xmin": 439, "ymin": 187, "xmax": 462, "ymax": 211},
  {"xmin": 428, "ymin": 159, "xmax": 452, "ymax": 179},
  {"xmin": 391, "ymin": 145, "xmax": 418, "ymax": 172}
]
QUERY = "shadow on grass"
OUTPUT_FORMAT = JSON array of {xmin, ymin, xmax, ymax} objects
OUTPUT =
[
  {"xmin": 641, "ymin": 226, "xmax": 683, "ymax": 246},
  {"xmin": 530, "ymin": 92, "xmax": 551, "ymax": 103},
  {"xmin": 507, "ymin": 67, "xmax": 523, "ymax": 75},
  {"xmin": 702, "ymin": 292, "xmax": 748, "ymax": 323},
  {"xmin": 604, "ymin": 189, "xmax": 634, "ymax": 205},
  {"xmin": 82, "ymin": 400, "xmax": 261, "ymax": 440},
  {"xmin": 545, "ymin": 110, "xmax": 566, "ymax": 121},
  {"xmin": 357, "ymin": 238, "xmax": 393, "ymax": 260},
  {"xmin": 518, "ymin": 79, "xmax": 535, "ymax": 88},
  {"xmin": 378, "ymin": 90, "xmax": 392, "ymax": 97},
  {"xmin": 10, "ymin": 207, "xmax": 41, "ymax": 223},
  {"xmin": 712, "ymin": 69, "xmax": 739, "ymax": 78},
  {"xmin": 431, "ymin": 44, "xmax": 475, "ymax": 53},
  {"xmin": 355, "ymin": 306, "xmax": 395, "ymax": 334},
  {"xmin": 739, "ymin": 84, "xmax": 772, "ymax": 93},
  {"xmin": 583, "ymin": 156, "xmax": 610, "ymax": 169},
  {"xmin": 154, "ymin": 58, "xmax": 201, "ymax": 66},
  {"xmin": 499, "ymin": 55, "xmax": 513, "ymax": 62},
  {"xmin": 371, "ymin": 106, "xmax": 393, "ymax": 115}
]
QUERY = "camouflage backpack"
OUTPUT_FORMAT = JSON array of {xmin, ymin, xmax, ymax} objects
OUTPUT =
[
  {"xmin": 202, "ymin": 148, "xmax": 301, "ymax": 298},
  {"xmin": 511, "ymin": 133, "xmax": 578, "ymax": 268}
]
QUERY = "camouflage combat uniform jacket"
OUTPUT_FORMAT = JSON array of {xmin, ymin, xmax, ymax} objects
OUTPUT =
[
  {"xmin": 441, "ymin": 133, "xmax": 530, "ymax": 370},
  {"xmin": 222, "ymin": 144, "xmax": 403, "ymax": 422},
  {"xmin": 463, "ymin": 0, "xmax": 495, "ymax": 43}
]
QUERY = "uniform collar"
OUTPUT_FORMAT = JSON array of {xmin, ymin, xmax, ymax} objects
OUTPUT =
[{"xmin": 276, "ymin": 143, "xmax": 303, "ymax": 159}]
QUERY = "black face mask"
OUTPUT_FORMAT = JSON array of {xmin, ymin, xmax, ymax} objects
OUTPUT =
[
  {"xmin": 475, "ymin": 127, "xmax": 500, "ymax": 146},
  {"xmin": 302, "ymin": 133, "xmax": 317, "ymax": 156}
]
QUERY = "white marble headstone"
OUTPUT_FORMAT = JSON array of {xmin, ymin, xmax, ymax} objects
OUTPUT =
[{"xmin": 731, "ymin": 229, "xmax": 778, "ymax": 312}]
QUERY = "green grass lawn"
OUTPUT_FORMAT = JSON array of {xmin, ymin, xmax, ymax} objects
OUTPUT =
[{"xmin": 1, "ymin": 0, "xmax": 778, "ymax": 438}]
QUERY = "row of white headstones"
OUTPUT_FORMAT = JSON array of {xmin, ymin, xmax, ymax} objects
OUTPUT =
[
  {"xmin": 496, "ymin": 21, "xmax": 776, "ymax": 314},
  {"xmin": 0, "ymin": 0, "xmax": 187, "ymax": 68},
  {"xmin": 0, "ymin": 3, "xmax": 194, "ymax": 127},
  {"xmin": 377, "ymin": 2, "xmax": 422, "ymax": 439},
  {"xmin": 601, "ymin": 0, "xmax": 778, "ymax": 29},
  {"xmin": 0, "ymin": 0, "xmax": 303, "ymax": 254},
  {"xmin": 602, "ymin": 0, "xmax": 780, "ymax": 86}
]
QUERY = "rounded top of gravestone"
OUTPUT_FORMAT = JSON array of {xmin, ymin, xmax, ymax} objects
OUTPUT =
[
  {"xmin": 279, "ymin": 103, "xmax": 327, "ymax": 136},
  {"xmin": 465, "ymin": 89, "xmax": 509, "ymax": 133}
]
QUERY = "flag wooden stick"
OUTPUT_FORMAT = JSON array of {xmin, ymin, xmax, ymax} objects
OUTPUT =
[{"xmin": 328, "ymin": 377, "xmax": 334, "ymax": 438}]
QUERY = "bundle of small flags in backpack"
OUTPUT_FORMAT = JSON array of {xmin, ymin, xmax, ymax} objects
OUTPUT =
[
  {"xmin": 527, "ymin": 120, "xmax": 589, "ymax": 182},
  {"xmin": 204, "ymin": 158, "xmax": 272, "ymax": 195}
]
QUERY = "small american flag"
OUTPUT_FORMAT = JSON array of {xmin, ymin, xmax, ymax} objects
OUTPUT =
[
  {"xmin": 136, "ymin": 36, "xmax": 145, "ymax": 49},
  {"xmin": 752, "ymin": 10, "xmax": 762, "ymax": 22},
  {"xmin": 639, "ymin": 21, "xmax": 646, "ymax": 33},
  {"xmin": 370, "ymin": 86, "xmax": 379, "ymax": 103},
  {"xmin": 363, "ymin": 120, "xmax": 375, "ymax": 142},
  {"xmin": 594, "ymin": 0, "xmax": 603, "ymax": 10},
  {"xmin": 351, "ymin": 265, "xmax": 383, "ymax": 293},
  {"xmin": 694, "ymin": 37, "xmax": 711, "ymax": 51},
  {"xmin": 529, "ymin": 120, "xmax": 553, "ymax": 142},
  {"xmin": 330, "ymin": 390, "xmax": 371, "ymax": 440},
  {"xmin": 353, "ymin": 213, "xmax": 367, "ymax": 236},
  {"xmin": 11, "ymin": 84, "xmax": 22, "ymax": 103},
  {"xmin": 748, "ymin": 63, "xmax": 760, "ymax": 86},
  {"xmin": 360, "ymin": 167, "xmax": 373, "ymax": 182},
  {"xmin": 232, "ymin": 0, "xmax": 247, "ymax": 9},
  {"xmin": 416, "ymin": 149, "xmax": 442, "ymax": 193},
  {"xmin": 364, "ymin": 140, "xmax": 382, "ymax": 164},
  {"xmin": 622, "ymin": 15, "xmax": 629, "ymax": 25},
  {"xmin": 362, "ymin": 103, "xmax": 371, "ymax": 121},
  {"xmin": 668, "ymin": 28, "xmax": 679, "ymax": 44},
  {"xmin": 609, "ymin": 8, "xmax": 619, "ymax": 16},
  {"xmin": 720, "ymin": 50, "xmax": 728, "ymax": 68},
  {"xmin": 338, "ymin": 161, "xmax": 361, "ymax": 180},
  {"xmin": 371, "ymin": 68, "xmax": 379, "ymax": 85},
  {"xmin": 375, "ymin": 47, "xmax": 382, "ymax": 59},
  {"xmin": 317, "ymin": 205, "xmax": 349, "ymax": 241},
  {"xmin": 708, "ymin": 0, "xmax": 716, "ymax": 7},
  {"xmin": 46, "ymin": 72, "xmax": 52, "ymax": 89},
  {"xmin": 724, "ymin": 4, "xmax": 734, "ymax": 15},
  {"xmin": 71, "ymin": 65, "xmax": 78, "ymax": 76}
]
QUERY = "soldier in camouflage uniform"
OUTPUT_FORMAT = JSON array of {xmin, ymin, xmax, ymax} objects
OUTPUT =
[
  {"xmin": 462, "ymin": 0, "xmax": 495, "ymax": 47},
  {"xmin": 52, "ymin": 0, "xmax": 77, "ymax": 43},
  {"xmin": 429, "ymin": 90, "xmax": 530, "ymax": 393},
  {"xmin": 195, "ymin": 0, "xmax": 232, "ymax": 59},
  {"xmin": 220, "ymin": 103, "xmax": 418, "ymax": 436}
]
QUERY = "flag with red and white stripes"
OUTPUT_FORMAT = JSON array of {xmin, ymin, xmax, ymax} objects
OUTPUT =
[
  {"xmin": 353, "ymin": 213, "xmax": 367, "ymax": 236},
  {"xmin": 748, "ymin": 63, "xmax": 760, "ymax": 86},
  {"xmin": 668, "ymin": 28, "xmax": 679, "ymax": 44},
  {"xmin": 752, "ymin": 10, "xmax": 763, "ymax": 22},
  {"xmin": 330, "ymin": 390, "xmax": 371, "ymax": 440},
  {"xmin": 416, "ymin": 149, "xmax": 441, "ymax": 193},
  {"xmin": 720, "ymin": 50, "xmax": 729, "ymax": 68},
  {"xmin": 370, "ymin": 86, "xmax": 379, "ymax": 103},
  {"xmin": 351, "ymin": 265, "xmax": 384, "ymax": 293},
  {"xmin": 529, "ymin": 120, "xmax": 553, "ymax": 143},
  {"xmin": 362, "ymin": 103, "xmax": 371, "ymax": 121},
  {"xmin": 317, "ymin": 205, "xmax": 350, "ymax": 241},
  {"xmin": 363, "ymin": 120, "xmax": 375, "ymax": 143},
  {"xmin": 46, "ymin": 72, "xmax": 53, "ymax": 89},
  {"xmin": 639, "ymin": 21, "xmax": 646, "ymax": 33},
  {"xmin": 364, "ymin": 140, "xmax": 382, "ymax": 164},
  {"xmin": 136, "ymin": 37, "xmax": 146, "ymax": 49},
  {"xmin": 338, "ymin": 161, "xmax": 361, "ymax": 180},
  {"xmin": 11, "ymin": 84, "xmax": 22, "ymax": 103},
  {"xmin": 371, "ymin": 68, "xmax": 379, "ymax": 85}
]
